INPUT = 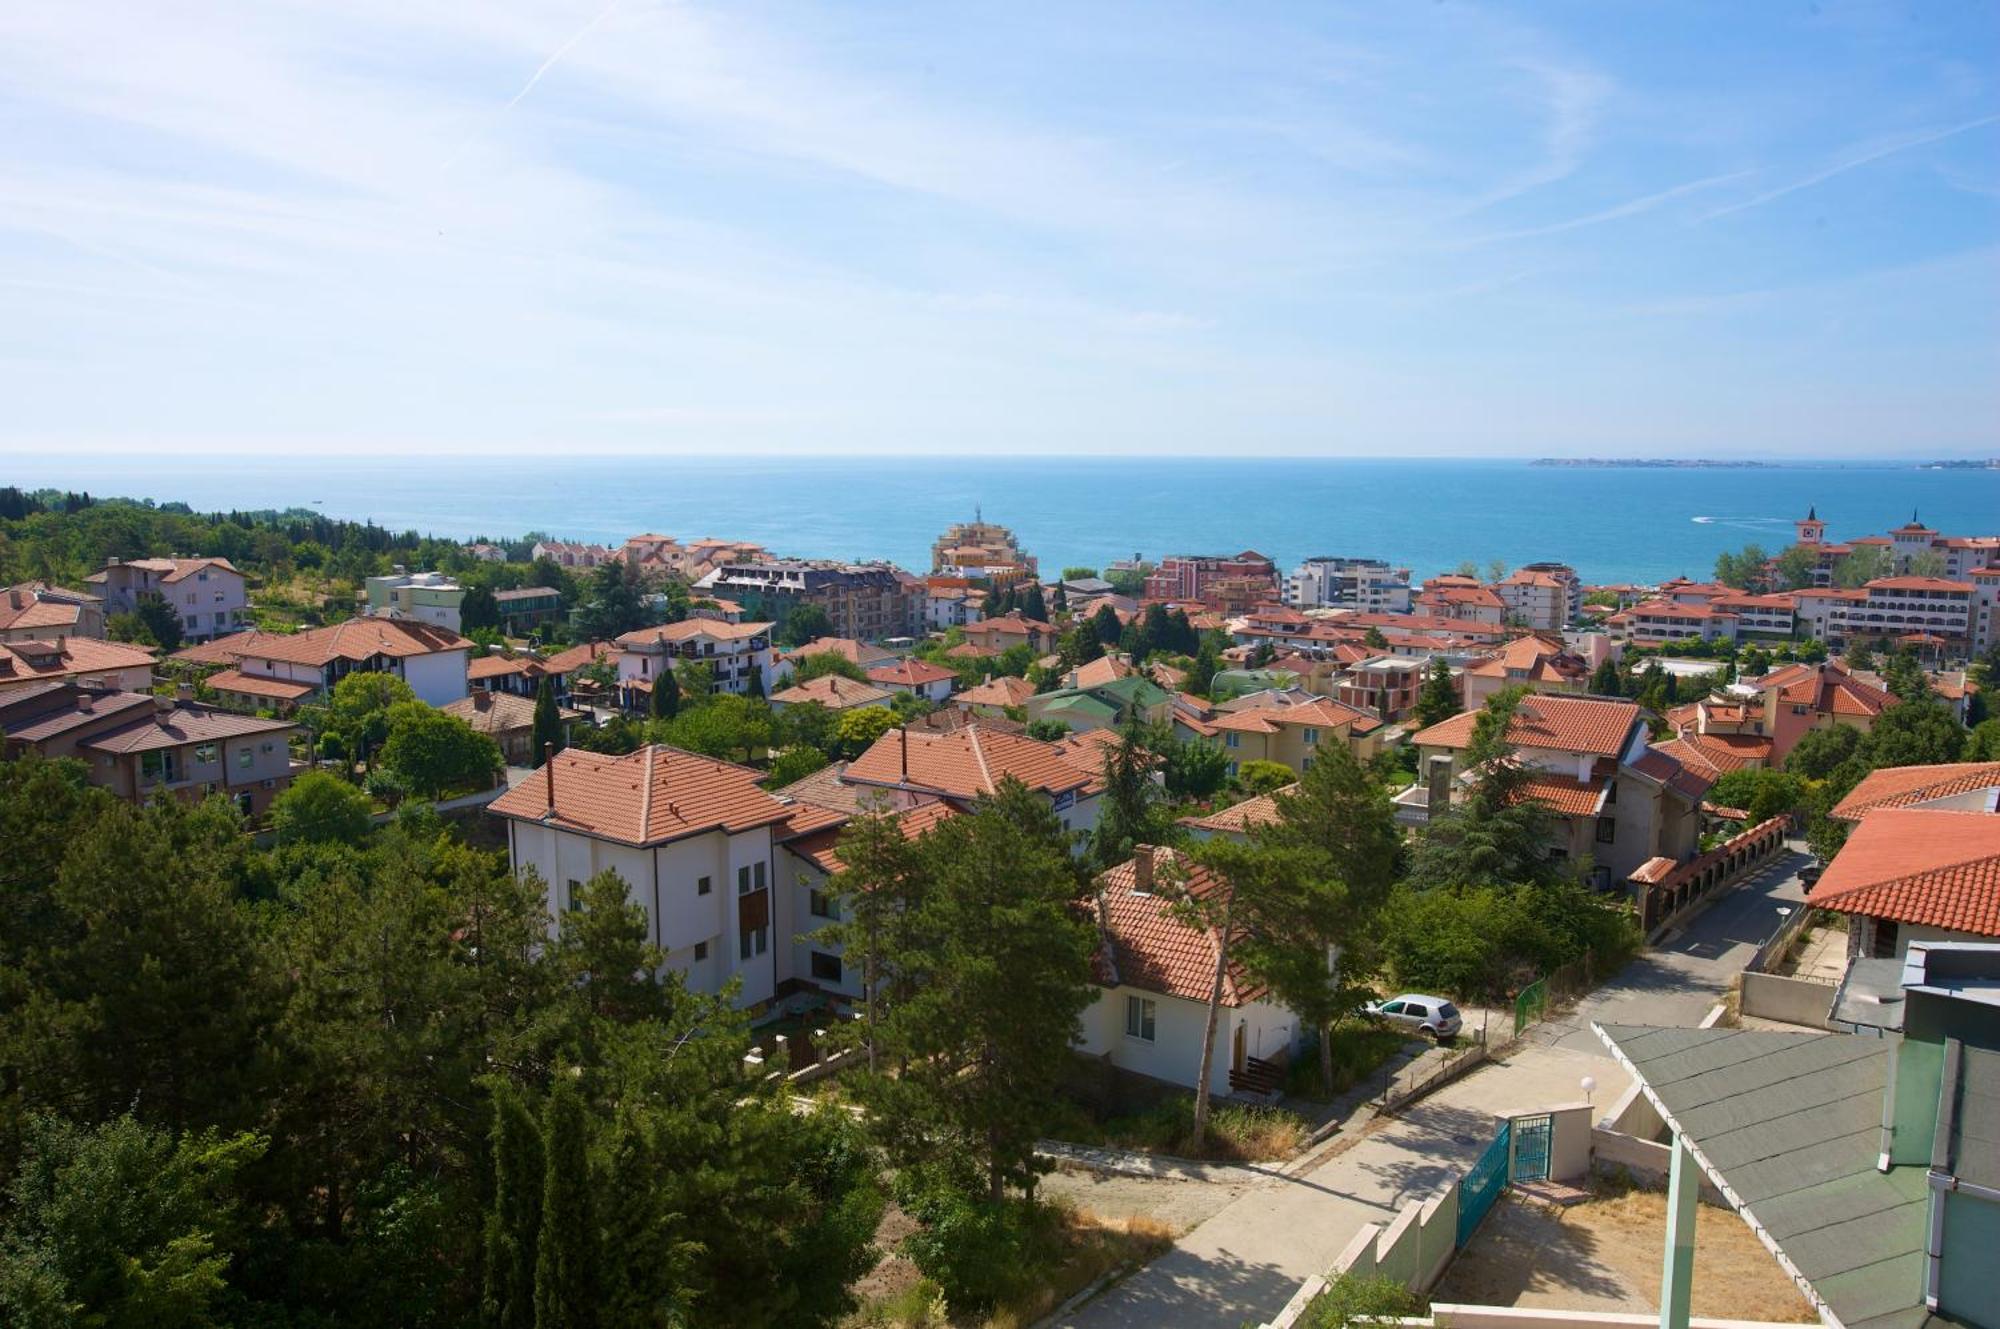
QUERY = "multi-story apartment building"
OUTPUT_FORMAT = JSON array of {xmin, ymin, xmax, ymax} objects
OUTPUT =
[
  {"xmin": 930, "ymin": 516, "xmax": 1037, "ymax": 583},
  {"xmin": 1494, "ymin": 564, "xmax": 1578, "ymax": 631},
  {"xmin": 616, "ymin": 619, "xmax": 775, "ymax": 703},
  {"xmin": 84, "ymin": 556, "xmax": 247, "ymax": 643},
  {"xmin": 1708, "ymin": 592, "xmax": 1797, "ymax": 639},
  {"xmin": 493, "ymin": 586, "xmax": 565, "ymax": 633},
  {"xmin": 701, "ymin": 560, "xmax": 919, "ymax": 642},
  {"xmin": 1791, "ymin": 507, "xmax": 2000, "ymax": 587},
  {"xmin": 193, "ymin": 618, "xmax": 472, "ymax": 709},
  {"xmin": 0, "ymin": 636, "xmax": 156, "ymax": 694},
  {"xmin": 1336, "ymin": 655, "xmax": 1427, "ymax": 722},
  {"xmin": 1459, "ymin": 635, "xmax": 1590, "ymax": 710},
  {"xmin": 1282, "ymin": 557, "xmax": 1412, "ymax": 613},
  {"xmin": 1209, "ymin": 696, "xmax": 1384, "ymax": 778},
  {"xmin": 365, "ymin": 570, "xmax": 465, "ymax": 631},
  {"xmin": 530, "ymin": 540, "xmax": 616, "ymax": 569},
  {"xmin": 1824, "ymin": 576, "xmax": 1976, "ymax": 653},
  {"xmin": 1, "ymin": 683, "xmax": 298, "ymax": 817},
  {"xmin": 1143, "ymin": 551, "xmax": 1277, "ymax": 605},
  {"xmin": 1971, "ymin": 568, "xmax": 2000, "ymax": 655},
  {"xmin": 0, "ymin": 582, "xmax": 104, "ymax": 643},
  {"xmin": 1607, "ymin": 600, "xmax": 1740, "ymax": 646}
]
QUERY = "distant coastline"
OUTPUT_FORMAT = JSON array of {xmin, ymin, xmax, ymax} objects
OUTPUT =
[{"xmin": 1531, "ymin": 458, "xmax": 1773, "ymax": 469}]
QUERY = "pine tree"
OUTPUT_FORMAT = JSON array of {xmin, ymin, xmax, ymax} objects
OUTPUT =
[
  {"xmin": 1090, "ymin": 604, "xmax": 1122, "ymax": 645},
  {"xmin": 532, "ymin": 677, "xmax": 563, "ymax": 766},
  {"xmin": 1413, "ymin": 658, "xmax": 1460, "ymax": 729},
  {"xmin": 484, "ymin": 1083, "xmax": 545, "ymax": 1329},
  {"xmin": 1588, "ymin": 657, "xmax": 1622, "ymax": 697},
  {"xmin": 534, "ymin": 1078, "xmax": 596, "ymax": 1329},
  {"xmin": 1092, "ymin": 718, "xmax": 1166, "ymax": 870},
  {"xmin": 1019, "ymin": 582, "xmax": 1047, "ymax": 622},
  {"xmin": 1187, "ymin": 636, "xmax": 1221, "ymax": 697}
]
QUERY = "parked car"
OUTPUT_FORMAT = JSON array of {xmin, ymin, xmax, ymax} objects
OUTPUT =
[{"xmin": 1364, "ymin": 994, "xmax": 1463, "ymax": 1042}]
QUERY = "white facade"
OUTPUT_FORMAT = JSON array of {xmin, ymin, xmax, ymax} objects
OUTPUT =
[
  {"xmin": 618, "ymin": 623, "xmax": 776, "ymax": 699},
  {"xmin": 1283, "ymin": 557, "xmax": 1412, "ymax": 613},
  {"xmin": 92, "ymin": 558, "xmax": 248, "ymax": 642},
  {"xmin": 1075, "ymin": 986, "xmax": 1299, "ymax": 1099},
  {"xmin": 506, "ymin": 818, "xmax": 780, "ymax": 1009}
]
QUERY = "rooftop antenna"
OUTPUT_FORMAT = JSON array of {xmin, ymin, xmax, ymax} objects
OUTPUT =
[{"xmin": 974, "ymin": 502, "xmax": 982, "ymax": 525}]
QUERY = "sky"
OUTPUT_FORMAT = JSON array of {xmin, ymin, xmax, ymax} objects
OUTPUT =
[{"xmin": 1, "ymin": 1, "xmax": 1996, "ymax": 459}]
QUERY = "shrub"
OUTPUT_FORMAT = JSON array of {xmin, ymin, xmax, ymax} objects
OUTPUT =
[
  {"xmin": 897, "ymin": 1180, "xmax": 1052, "ymax": 1313},
  {"xmin": 1300, "ymin": 1271, "xmax": 1425, "ymax": 1327}
]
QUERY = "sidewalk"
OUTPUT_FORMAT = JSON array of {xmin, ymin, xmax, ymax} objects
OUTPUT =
[{"xmin": 1050, "ymin": 1040, "xmax": 1628, "ymax": 1329}]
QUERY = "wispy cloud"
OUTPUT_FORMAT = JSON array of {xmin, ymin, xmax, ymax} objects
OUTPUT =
[{"xmin": 1699, "ymin": 113, "xmax": 2000, "ymax": 221}]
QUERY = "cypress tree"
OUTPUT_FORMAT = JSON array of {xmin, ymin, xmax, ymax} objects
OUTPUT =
[
  {"xmin": 484, "ymin": 1083, "xmax": 545, "ymax": 1329},
  {"xmin": 531, "ymin": 678, "xmax": 563, "ymax": 766},
  {"xmin": 648, "ymin": 667, "xmax": 679, "ymax": 721},
  {"xmin": 534, "ymin": 1077, "xmax": 596, "ymax": 1329},
  {"xmin": 1020, "ymin": 581, "xmax": 1048, "ymax": 622}
]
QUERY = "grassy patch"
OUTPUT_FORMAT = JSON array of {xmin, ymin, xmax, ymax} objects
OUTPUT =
[
  {"xmin": 1297, "ymin": 1271, "xmax": 1426, "ymax": 1328},
  {"xmin": 846, "ymin": 1203, "xmax": 1173, "ymax": 1329},
  {"xmin": 1284, "ymin": 1025, "xmax": 1410, "ymax": 1102},
  {"xmin": 1047, "ymin": 1092, "xmax": 1307, "ymax": 1163}
]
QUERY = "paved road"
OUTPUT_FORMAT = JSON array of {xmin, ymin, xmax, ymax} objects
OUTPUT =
[
  {"xmin": 1531, "ymin": 842, "xmax": 1812, "ymax": 1054},
  {"xmin": 1054, "ymin": 848, "xmax": 1810, "ymax": 1329}
]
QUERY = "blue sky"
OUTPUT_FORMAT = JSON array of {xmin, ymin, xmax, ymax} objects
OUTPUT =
[{"xmin": 1, "ymin": 1, "xmax": 1995, "ymax": 458}]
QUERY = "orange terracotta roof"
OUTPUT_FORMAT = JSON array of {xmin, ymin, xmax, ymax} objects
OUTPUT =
[
  {"xmin": 488, "ymin": 744, "xmax": 793, "ymax": 846},
  {"xmin": 468, "ymin": 654, "xmax": 539, "ymax": 681},
  {"xmin": 541, "ymin": 640, "xmax": 617, "ymax": 674},
  {"xmin": 1806, "ymin": 809, "xmax": 2000, "ymax": 936},
  {"xmin": 86, "ymin": 556, "xmax": 240, "ymax": 586},
  {"xmin": 0, "ymin": 583, "xmax": 95, "ymax": 633},
  {"xmin": 1864, "ymin": 576, "xmax": 1974, "ymax": 592},
  {"xmin": 0, "ymin": 636, "xmax": 155, "ymax": 684},
  {"xmin": 782, "ymin": 637, "xmax": 891, "ymax": 667},
  {"xmin": 1653, "ymin": 731, "xmax": 1770, "ymax": 779},
  {"xmin": 1755, "ymin": 663, "xmax": 1892, "ymax": 719},
  {"xmin": 1413, "ymin": 694, "xmax": 1640, "ymax": 758},
  {"xmin": 957, "ymin": 675, "xmax": 1036, "ymax": 708},
  {"xmin": 170, "ymin": 629, "xmax": 270, "ymax": 667},
  {"xmin": 1094, "ymin": 849, "xmax": 1265, "ymax": 1006},
  {"xmin": 845, "ymin": 725, "xmax": 1097, "ymax": 801},
  {"xmin": 205, "ymin": 668, "xmax": 316, "ymax": 701},
  {"xmin": 1517, "ymin": 772, "xmax": 1610, "ymax": 817},
  {"xmin": 782, "ymin": 801, "xmax": 958, "ymax": 874},
  {"xmin": 1210, "ymin": 695, "xmax": 1380, "ymax": 736},
  {"xmin": 868, "ymin": 658, "xmax": 957, "ymax": 688},
  {"xmin": 617, "ymin": 619, "xmax": 773, "ymax": 647},
  {"xmin": 79, "ymin": 702, "xmax": 293, "ymax": 754},
  {"xmin": 1830, "ymin": 762, "xmax": 2000, "ymax": 822},
  {"xmin": 1070, "ymin": 655, "xmax": 1134, "ymax": 689},
  {"xmin": 1177, "ymin": 786, "xmax": 1294, "ymax": 834},
  {"xmin": 220, "ymin": 618, "xmax": 470, "ymax": 668},
  {"xmin": 441, "ymin": 689, "xmax": 582, "ymax": 735},
  {"xmin": 770, "ymin": 674, "xmax": 892, "ymax": 709}
]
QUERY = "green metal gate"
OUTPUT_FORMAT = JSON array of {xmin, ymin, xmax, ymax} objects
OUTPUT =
[
  {"xmin": 1513, "ymin": 1113, "xmax": 1553, "ymax": 1181},
  {"xmin": 1457, "ymin": 1120, "xmax": 1511, "ymax": 1245},
  {"xmin": 1513, "ymin": 978, "xmax": 1547, "ymax": 1036}
]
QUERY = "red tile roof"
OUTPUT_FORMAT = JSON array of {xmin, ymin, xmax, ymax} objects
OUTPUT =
[
  {"xmin": 1830, "ymin": 762, "xmax": 2000, "ymax": 822},
  {"xmin": 0, "ymin": 636, "xmax": 156, "ymax": 685},
  {"xmin": 1414, "ymin": 694, "xmax": 1640, "ymax": 758},
  {"xmin": 845, "ymin": 725, "xmax": 1098, "ymax": 801},
  {"xmin": 468, "ymin": 654, "xmax": 539, "ymax": 681},
  {"xmin": 170, "ymin": 629, "xmax": 268, "ymax": 667},
  {"xmin": 957, "ymin": 675, "xmax": 1035, "ymax": 708},
  {"xmin": 80, "ymin": 702, "xmax": 294, "ymax": 754},
  {"xmin": 1806, "ymin": 809, "xmax": 2000, "ymax": 936},
  {"xmin": 541, "ymin": 640, "xmax": 618, "ymax": 674},
  {"xmin": 616, "ymin": 619, "xmax": 773, "ymax": 647},
  {"xmin": 217, "ymin": 618, "xmax": 470, "ymax": 668},
  {"xmin": 868, "ymin": 658, "xmax": 957, "ymax": 688},
  {"xmin": 0, "ymin": 583, "xmax": 95, "ymax": 633},
  {"xmin": 205, "ymin": 668, "xmax": 316, "ymax": 701},
  {"xmin": 1094, "ymin": 848, "xmax": 1266, "ymax": 1005},
  {"xmin": 441, "ymin": 689, "xmax": 582, "ymax": 735},
  {"xmin": 1177, "ymin": 786, "xmax": 1294, "ymax": 835},
  {"xmin": 771, "ymin": 674, "xmax": 893, "ymax": 709},
  {"xmin": 782, "ymin": 801, "xmax": 959, "ymax": 874},
  {"xmin": 1754, "ymin": 663, "xmax": 1892, "ymax": 719},
  {"xmin": 488, "ymin": 744, "xmax": 793, "ymax": 846},
  {"xmin": 85, "ymin": 556, "xmax": 240, "ymax": 586}
]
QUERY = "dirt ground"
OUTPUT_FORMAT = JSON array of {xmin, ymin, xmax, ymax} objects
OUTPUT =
[
  {"xmin": 1432, "ymin": 1186, "xmax": 1815, "ymax": 1321},
  {"xmin": 1037, "ymin": 1163, "xmax": 1251, "ymax": 1234}
]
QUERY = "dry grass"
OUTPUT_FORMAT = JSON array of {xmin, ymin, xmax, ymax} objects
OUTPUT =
[{"xmin": 1434, "ymin": 1183, "xmax": 1814, "ymax": 1321}]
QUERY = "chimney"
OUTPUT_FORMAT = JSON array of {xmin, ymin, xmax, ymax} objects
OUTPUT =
[
  {"xmin": 543, "ymin": 743, "xmax": 556, "ymax": 815},
  {"xmin": 1132, "ymin": 844, "xmax": 1155, "ymax": 893},
  {"xmin": 1425, "ymin": 755, "xmax": 1454, "ymax": 822},
  {"xmin": 175, "ymin": 683, "xmax": 194, "ymax": 706},
  {"xmin": 899, "ymin": 726, "xmax": 909, "ymax": 783},
  {"xmin": 154, "ymin": 694, "xmax": 174, "ymax": 724}
]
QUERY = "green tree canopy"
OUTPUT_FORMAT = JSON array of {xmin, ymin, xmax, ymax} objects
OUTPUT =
[
  {"xmin": 269, "ymin": 770, "xmax": 374, "ymax": 844},
  {"xmin": 379, "ymin": 701, "xmax": 503, "ymax": 798}
]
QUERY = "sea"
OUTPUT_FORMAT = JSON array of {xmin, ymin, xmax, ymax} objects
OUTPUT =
[{"xmin": 5, "ymin": 454, "xmax": 1996, "ymax": 589}]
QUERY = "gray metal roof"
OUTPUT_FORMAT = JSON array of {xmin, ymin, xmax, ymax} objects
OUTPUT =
[
  {"xmin": 1941, "ymin": 1045, "xmax": 2000, "ymax": 1192},
  {"xmin": 1597, "ymin": 1024, "xmax": 1952, "ymax": 1329}
]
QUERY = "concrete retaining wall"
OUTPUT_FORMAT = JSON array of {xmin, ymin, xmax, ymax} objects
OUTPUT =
[
  {"xmin": 1590, "ymin": 1127, "xmax": 1727, "ymax": 1207},
  {"xmin": 1738, "ymin": 972, "xmax": 1834, "ymax": 1029},
  {"xmin": 1418, "ymin": 1182, "xmax": 1461, "ymax": 1289},
  {"xmin": 1416, "ymin": 1309, "xmax": 1813, "ymax": 1329}
]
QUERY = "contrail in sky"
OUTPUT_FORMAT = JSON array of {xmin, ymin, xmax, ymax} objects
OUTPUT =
[{"xmin": 502, "ymin": 0, "xmax": 623, "ymax": 112}]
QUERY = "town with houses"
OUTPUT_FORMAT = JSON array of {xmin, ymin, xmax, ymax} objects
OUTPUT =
[{"xmin": 3, "ymin": 493, "xmax": 1999, "ymax": 1329}]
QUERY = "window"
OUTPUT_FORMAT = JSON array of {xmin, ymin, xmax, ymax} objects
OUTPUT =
[
  {"xmin": 809, "ymin": 889, "xmax": 837, "ymax": 919},
  {"xmin": 566, "ymin": 879, "xmax": 582, "ymax": 911},
  {"xmin": 1303, "ymin": 727, "xmax": 1320, "ymax": 745},
  {"xmin": 693, "ymin": 941, "xmax": 709, "ymax": 961},
  {"xmin": 737, "ymin": 865, "xmax": 751, "ymax": 894},
  {"xmin": 697, "ymin": 875, "xmax": 712, "ymax": 896},
  {"xmin": 739, "ymin": 925, "xmax": 768, "ymax": 959},
  {"xmin": 1379, "ymin": 1000, "xmax": 1406, "ymax": 1015},
  {"xmin": 1595, "ymin": 817, "xmax": 1617, "ymax": 844},
  {"xmin": 1225, "ymin": 733, "xmax": 1239, "ymax": 749},
  {"xmin": 810, "ymin": 952, "xmax": 843, "ymax": 982},
  {"xmin": 1124, "ymin": 995, "xmax": 1156, "ymax": 1042},
  {"xmin": 754, "ymin": 861, "xmax": 766, "ymax": 890},
  {"xmin": 193, "ymin": 743, "xmax": 218, "ymax": 765},
  {"xmin": 238, "ymin": 747, "xmax": 254, "ymax": 770}
]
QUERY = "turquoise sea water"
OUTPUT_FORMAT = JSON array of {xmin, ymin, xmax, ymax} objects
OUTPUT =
[{"xmin": 5, "ymin": 454, "xmax": 1995, "ymax": 587}]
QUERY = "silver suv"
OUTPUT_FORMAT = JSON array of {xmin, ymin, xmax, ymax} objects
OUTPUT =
[{"xmin": 1365, "ymin": 994, "xmax": 1463, "ymax": 1042}]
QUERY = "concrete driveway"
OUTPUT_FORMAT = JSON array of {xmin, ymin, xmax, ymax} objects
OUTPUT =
[{"xmin": 1054, "ymin": 850, "xmax": 1809, "ymax": 1329}]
